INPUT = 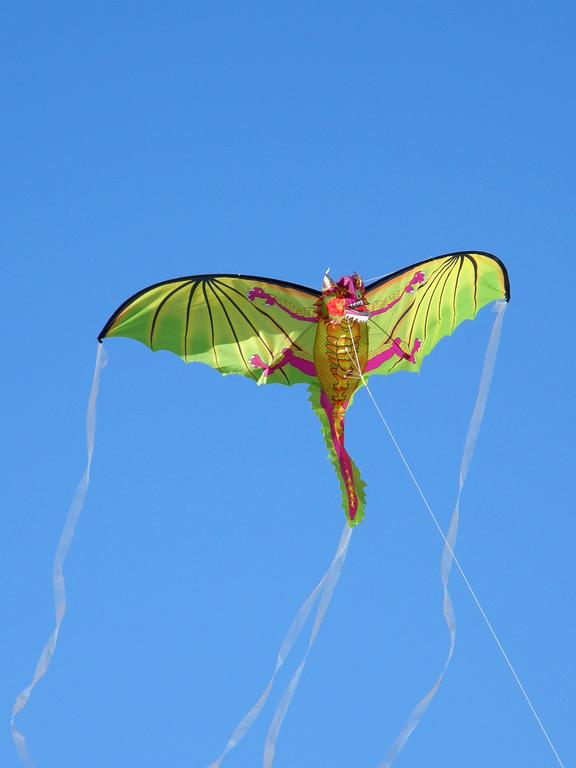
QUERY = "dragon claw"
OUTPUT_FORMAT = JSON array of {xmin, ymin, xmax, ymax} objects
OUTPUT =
[
  {"xmin": 249, "ymin": 354, "xmax": 269, "ymax": 374},
  {"xmin": 405, "ymin": 271, "xmax": 426, "ymax": 294},
  {"xmin": 405, "ymin": 337, "xmax": 422, "ymax": 362},
  {"xmin": 247, "ymin": 286, "xmax": 276, "ymax": 306}
]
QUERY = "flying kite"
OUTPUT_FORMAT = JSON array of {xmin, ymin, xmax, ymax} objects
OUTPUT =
[{"xmin": 98, "ymin": 251, "xmax": 510, "ymax": 525}]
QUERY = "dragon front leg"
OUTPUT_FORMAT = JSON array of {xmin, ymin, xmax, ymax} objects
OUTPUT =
[
  {"xmin": 364, "ymin": 337, "xmax": 421, "ymax": 372},
  {"xmin": 250, "ymin": 347, "xmax": 317, "ymax": 378},
  {"xmin": 246, "ymin": 286, "xmax": 317, "ymax": 323},
  {"xmin": 369, "ymin": 271, "xmax": 426, "ymax": 318}
]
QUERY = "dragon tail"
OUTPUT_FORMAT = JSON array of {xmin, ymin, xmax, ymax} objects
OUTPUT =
[{"xmin": 308, "ymin": 384, "xmax": 366, "ymax": 526}]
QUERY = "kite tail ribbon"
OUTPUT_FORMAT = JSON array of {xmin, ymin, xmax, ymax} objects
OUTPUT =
[
  {"xmin": 11, "ymin": 344, "xmax": 107, "ymax": 767},
  {"xmin": 207, "ymin": 523, "xmax": 353, "ymax": 768},
  {"xmin": 378, "ymin": 300, "xmax": 508, "ymax": 768},
  {"xmin": 308, "ymin": 384, "xmax": 366, "ymax": 526}
]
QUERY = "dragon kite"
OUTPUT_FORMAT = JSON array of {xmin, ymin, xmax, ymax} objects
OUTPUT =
[{"xmin": 99, "ymin": 251, "xmax": 510, "ymax": 525}]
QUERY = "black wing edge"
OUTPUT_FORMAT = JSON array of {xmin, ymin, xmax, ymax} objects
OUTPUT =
[
  {"xmin": 97, "ymin": 273, "xmax": 321, "ymax": 342},
  {"xmin": 365, "ymin": 251, "xmax": 511, "ymax": 303}
]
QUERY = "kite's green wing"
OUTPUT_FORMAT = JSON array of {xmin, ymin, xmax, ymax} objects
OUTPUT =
[
  {"xmin": 364, "ymin": 252, "xmax": 510, "ymax": 376},
  {"xmin": 99, "ymin": 274, "xmax": 320, "ymax": 385}
]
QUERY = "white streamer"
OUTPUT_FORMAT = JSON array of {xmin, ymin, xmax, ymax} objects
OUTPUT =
[
  {"xmin": 11, "ymin": 344, "xmax": 107, "ymax": 767},
  {"xmin": 208, "ymin": 524, "xmax": 352, "ymax": 768},
  {"xmin": 263, "ymin": 524, "xmax": 352, "ymax": 768},
  {"xmin": 378, "ymin": 300, "xmax": 506, "ymax": 767}
]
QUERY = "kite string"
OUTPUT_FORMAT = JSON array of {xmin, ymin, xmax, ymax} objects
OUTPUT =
[
  {"xmin": 11, "ymin": 343, "xmax": 107, "ymax": 768},
  {"xmin": 347, "ymin": 309, "xmax": 565, "ymax": 768},
  {"xmin": 207, "ymin": 523, "xmax": 352, "ymax": 768}
]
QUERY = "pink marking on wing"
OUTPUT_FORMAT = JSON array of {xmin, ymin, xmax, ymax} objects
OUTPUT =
[
  {"xmin": 405, "ymin": 271, "xmax": 426, "ymax": 293},
  {"xmin": 285, "ymin": 349, "xmax": 316, "ymax": 377},
  {"xmin": 248, "ymin": 286, "xmax": 316, "ymax": 323},
  {"xmin": 252, "ymin": 348, "xmax": 317, "ymax": 378},
  {"xmin": 365, "ymin": 337, "xmax": 420, "ymax": 372},
  {"xmin": 247, "ymin": 286, "xmax": 276, "ymax": 305},
  {"xmin": 407, "ymin": 338, "xmax": 421, "ymax": 363},
  {"xmin": 365, "ymin": 340, "xmax": 400, "ymax": 371},
  {"xmin": 369, "ymin": 271, "xmax": 426, "ymax": 316},
  {"xmin": 249, "ymin": 353, "xmax": 268, "ymax": 372}
]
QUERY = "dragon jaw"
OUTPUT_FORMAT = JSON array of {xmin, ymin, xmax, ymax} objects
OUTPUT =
[{"xmin": 321, "ymin": 273, "xmax": 369, "ymax": 324}]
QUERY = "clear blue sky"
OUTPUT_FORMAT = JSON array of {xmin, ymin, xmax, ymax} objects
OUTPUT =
[{"xmin": 2, "ymin": 2, "xmax": 574, "ymax": 767}]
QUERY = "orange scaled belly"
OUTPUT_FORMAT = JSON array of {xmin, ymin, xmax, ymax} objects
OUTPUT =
[{"xmin": 313, "ymin": 319, "xmax": 368, "ymax": 407}]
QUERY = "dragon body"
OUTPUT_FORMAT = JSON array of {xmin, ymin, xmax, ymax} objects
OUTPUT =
[{"xmin": 248, "ymin": 271, "xmax": 424, "ymax": 524}]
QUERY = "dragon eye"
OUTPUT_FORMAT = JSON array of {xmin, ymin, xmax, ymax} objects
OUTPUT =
[{"xmin": 356, "ymin": 290, "xmax": 363, "ymax": 299}]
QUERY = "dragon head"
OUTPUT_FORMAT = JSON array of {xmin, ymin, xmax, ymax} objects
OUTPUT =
[{"xmin": 320, "ymin": 272, "xmax": 369, "ymax": 324}]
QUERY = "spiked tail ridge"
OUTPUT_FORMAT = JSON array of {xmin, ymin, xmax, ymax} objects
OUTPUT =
[{"xmin": 308, "ymin": 384, "xmax": 366, "ymax": 526}]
